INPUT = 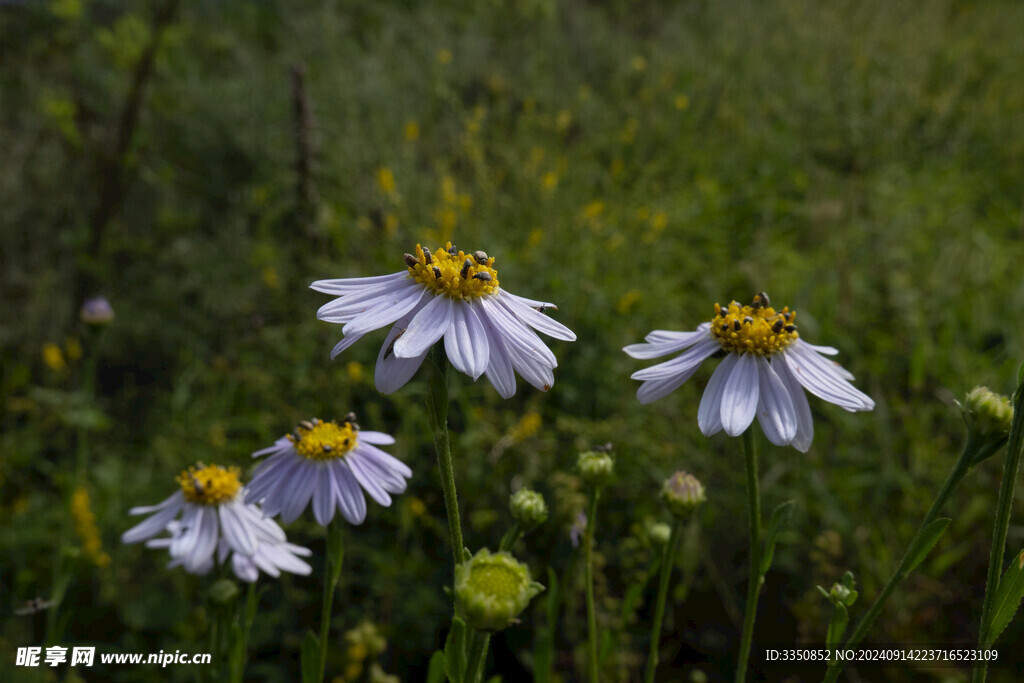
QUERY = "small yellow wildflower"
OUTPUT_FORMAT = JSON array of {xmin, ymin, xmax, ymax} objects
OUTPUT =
[
  {"xmin": 404, "ymin": 119, "xmax": 420, "ymax": 142},
  {"xmin": 43, "ymin": 343, "xmax": 66, "ymax": 371},
  {"xmin": 437, "ymin": 48, "xmax": 453, "ymax": 64},
  {"xmin": 72, "ymin": 488, "xmax": 111, "ymax": 568}
]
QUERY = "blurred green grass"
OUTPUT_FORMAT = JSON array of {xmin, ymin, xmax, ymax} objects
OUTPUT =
[{"xmin": 2, "ymin": 0, "xmax": 1024, "ymax": 680}]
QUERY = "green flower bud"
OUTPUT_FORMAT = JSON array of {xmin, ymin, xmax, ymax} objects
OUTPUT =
[
  {"xmin": 661, "ymin": 471, "xmax": 706, "ymax": 518},
  {"xmin": 963, "ymin": 386, "xmax": 1013, "ymax": 440},
  {"xmin": 510, "ymin": 488, "xmax": 548, "ymax": 530},
  {"xmin": 577, "ymin": 449, "xmax": 614, "ymax": 487},
  {"xmin": 455, "ymin": 549, "xmax": 544, "ymax": 632}
]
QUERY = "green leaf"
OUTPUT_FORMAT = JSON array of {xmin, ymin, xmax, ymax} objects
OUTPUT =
[
  {"xmin": 903, "ymin": 518, "xmax": 951, "ymax": 575},
  {"xmin": 825, "ymin": 603, "xmax": 849, "ymax": 648},
  {"xmin": 427, "ymin": 651, "xmax": 447, "ymax": 683},
  {"xmin": 759, "ymin": 500, "xmax": 796, "ymax": 576},
  {"xmin": 444, "ymin": 617, "xmax": 467, "ymax": 683},
  {"xmin": 987, "ymin": 550, "xmax": 1024, "ymax": 644},
  {"xmin": 300, "ymin": 630, "xmax": 320, "ymax": 683}
]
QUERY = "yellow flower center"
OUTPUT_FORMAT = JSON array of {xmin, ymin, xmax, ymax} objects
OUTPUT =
[
  {"xmin": 709, "ymin": 292, "xmax": 798, "ymax": 356},
  {"xmin": 467, "ymin": 561, "xmax": 522, "ymax": 600},
  {"xmin": 288, "ymin": 418, "xmax": 358, "ymax": 461},
  {"xmin": 177, "ymin": 464, "xmax": 242, "ymax": 505},
  {"xmin": 406, "ymin": 242, "xmax": 499, "ymax": 300}
]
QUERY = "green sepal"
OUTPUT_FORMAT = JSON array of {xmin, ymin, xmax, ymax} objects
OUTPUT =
[
  {"xmin": 903, "ymin": 517, "xmax": 951, "ymax": 575},
  {"xmin": 759, "ymin": 500, "xmax": 796, "ymax": 576},
  {"xmin": 300, "ymin": 630, "xmax": 320, "ymax": 683},
  {"xmin": 444, "ymin": 617, "xmax": 467, "ymax": 683},
  {"xmin": 986, "ymin": 549, "xmax": 1024, "ymax": 645}
]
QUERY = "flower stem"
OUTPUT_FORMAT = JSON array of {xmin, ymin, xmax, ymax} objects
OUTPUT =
[
  {"xmin": 822, "ymin": 435, "xmax": 982, "ymax": 683},
  {"xmin": 317, "ymin": 522, "xmax": 344, "ymax": 681},
  {"xmin": 973, "ymin": 378, "xmax": 1024, "ymax": 683},
  {"xmin": 645, "ymin": 517, "xmax": 684, "ymax": 683},
  {"xmin": 735, "ymin": 430, "xmax": 761, "ymax": 683},
  {"xmin": 427, "ymin": 347, "xmax": 466, "ymax": 569},
  {"xmin": 465, "ymin": 631, "xmax": 491, "ymax": 683},
  {"xmin": 584, "ymin": 487, "xmax": 601, "ymax": 683}
]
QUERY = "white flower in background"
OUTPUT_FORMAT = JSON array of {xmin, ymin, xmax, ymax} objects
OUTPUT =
[
  {"xmin": 311, "ymin": 242, "xmax": 576, "ymax": 398},
  {"xmin": 246, "ymin": 415, "xmax": 412, "ymax": 526},
  {"xmin": 624, "ymin": 293, "xmax": 874, "ymax": 452},
  {"xmin": 122, "ymin": 463, "xmax": 309, "ymax": 578}
]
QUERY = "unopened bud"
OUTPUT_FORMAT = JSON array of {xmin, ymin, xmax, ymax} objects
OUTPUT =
[
  {"xmin": 661, "ymin": 471, "xmax": 706, "ymax": 518},
  {"xmin": 510, "ymin": 488, "xmax": 548, "ymax": 530},
  {"xmin": 963, "ymin": 386, "xmax": 1013, "ymax": 440},
  {"xmin": 577, "ymin": 449, "xmax": 614, "ymax": 487}
]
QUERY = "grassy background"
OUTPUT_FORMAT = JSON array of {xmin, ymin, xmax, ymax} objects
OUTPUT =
[{"xmin": 2, "ymin": 0, "xmax": 1024, "ymax": 680}]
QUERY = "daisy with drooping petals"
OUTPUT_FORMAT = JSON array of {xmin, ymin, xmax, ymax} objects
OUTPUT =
[
  {"xmin": 310, "ymin": 242, "xmax": 576, "ymax": 397},
  {"xmin": 246, "ymin": 414, "xmax": 412, "ymax": 526},
  {"xmin": 624, "ymin": 293, "xmax": 874, "ymax": 452},
  {"xmin": 146, "ymin": 521, "xmax": 312, "ymax": 582},
  {"xmin": 122, "ymin": 463, "xmax": 300, "ymax": 575}
]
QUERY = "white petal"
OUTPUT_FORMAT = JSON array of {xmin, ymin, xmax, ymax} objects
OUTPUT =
[
  {"xmin": 754, "ymin": 356, "xmax": 798, "ymax": 446},
  {"xmin": 348, "ymin": 454, "xmax": 392, "ymax": 507},
  {"xmin": 357, "ymin": 443, "xmax": 414, "ymax": 480},
  {"xmin": 279, "ymin": 462, "xmax": 318, "ymax": 524},
  {"xmin": 698, "ymin": 353, "xmax": 739, "ymax": 435},
  {"xmin": 219, "ymin": 501, "xmax": 259, "ymax": 556},
  {"xmin": 121, "ymin": 498, "xmax": 183, "ymax": 544},
  {"xmin": 332, "ymin": 461, "xmax": 367, "ymax": 524},
  {"xmin": 127, "ymin": 491, "xmax": 184, "ymax": 516},
  {"xmin": 232, "ymin": 554, "xmax": 260, "ymax": 582},
  {"xmin": 635, "ymin": 359, "xmax": 703, "ymax": 404},
  {"xmin": 312, "ymin": 466, "xmax": 336, "ymax": 526},
  {"xmin": 444, "ymin": 301, "xmax": 490, "ymax": 379},
  {"xmin": 772, "ymin": 356, "xmax": 814, "ymax": 452},
  {"xmin": 374, "ymin": 313, "xmax": 428, "ymax": 394},
  {"xmin": 624, "ymin": 328, "xmax": 710, "ymax": 359},
  {"xmin": 498, "ymin": 292, "xmax": 576, "ymax": 341},
  {"xmin": 645, "ymin": 324, "xmax": 710, "ymax": 344},
  {"xmin": 630, "ymin": 337, "xmax": 719, "ymax": 381},
  {"xmin": 316, "ymin": 278, "xmax": 417, "ymax": 321},
  {"xmin": 480, "ymin": 297, "xmax": 557, "ymax": 364},
  {"xmin": 785, "ymin": 341, "xmax": 874, "ymax": 411},
  {"xmin": 720, "ymin": 353, "xmax": 760, "ymax": 437},
  {"xmin": 483, "ymin": 330, "xmax": 517, "ymax": 398},
  {"xmin": 342, "ymin": 287, "xmax": 426, "ymax": 338},
  {"xmin": 500, "ymin": 292, "xmax": 559, "ymax": 311},
  {"xmin": 394, "ymin": 295, "xmax": 454, "ymax": 358},
  {"xmin": 357, "ymin": 431, "xmax": 395, "ymax": 445},
  {"xmin": 310, "ymin": 271, "xmax": 409, "ymax": 295},
  {"xmin": 330, "ymin": 333, "xmax": 366, "ymax": 360}
]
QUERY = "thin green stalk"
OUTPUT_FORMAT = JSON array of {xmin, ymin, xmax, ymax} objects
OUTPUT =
[
  {"xmin": 735, "ymin": 430, "xmax": 761, "ymax": 683},
  {"xmin": 823, "ymin": 436, "xmax": 981, "ymax": 683},
  {"xmin": 426, "ymin": 348, "xmax": 465, "ymax": 568},
  {"xmin": 465, "ymin": 631, "xmax": 491, "ymax": 683},
  {"xmin": 499, "ymin": 521, "xmax": 523, "ymax": 552},
  {"xmin": 645, "ymin": 518, "xmax": 684, "ymax": 683},
  {"xmin": 317, "ymin": 523, "xmax": 344, "ymax": 681},
  {"xmin": 973, "ymin": 382, "xmax": 1024, "ymax": 683},
  {"xmin": 584, "ymin": 487, "xmax": 600, "ymax": 683}
]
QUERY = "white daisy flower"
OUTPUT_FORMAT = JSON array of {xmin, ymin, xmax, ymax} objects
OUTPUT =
[
  {"xmin": 310, "ymin": 242, "xmax": 576, "ymax": 398},
  {"xmin": 121, "ymin": 464, "xmax": 304, "ymax": 576},
  {"xmin": 624, "ymin": 293, "xmax": 874, "ymax": 452},
  {"xmin": 246, "ymin": 414, "xmax": 412, "ymax": 526}
]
